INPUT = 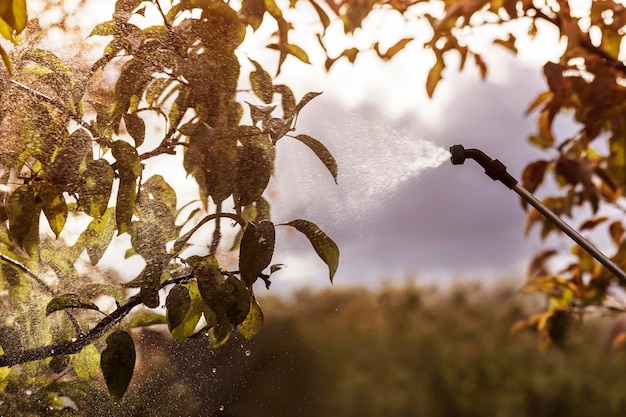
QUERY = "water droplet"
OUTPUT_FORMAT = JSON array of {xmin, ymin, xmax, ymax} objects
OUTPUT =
[
  {"xmin": 71, "ymin": 337, "xmax": 77, "ymax": 342},
  {"xmin": 245, "ymin": 350, "xmax": 251, "ymax": 357},
  {"xmin": 219, "ymin": 405, "xmax": 225, "ymax": 411},
  {"xmin": 211, "ymin": 367, "xmax": 217, "ymax": 373},
  {"xmin": 25, "ymin": 390, "xmax": 32, "ymax": 396},
  {"xmin": 50, "ymin": 349, "xmax": 55, "ymax": 354}
]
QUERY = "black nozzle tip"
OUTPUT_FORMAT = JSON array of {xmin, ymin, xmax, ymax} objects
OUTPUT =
[{"xmin": 450, "ymin": 145, "xmax": 466, "ymax": 165}]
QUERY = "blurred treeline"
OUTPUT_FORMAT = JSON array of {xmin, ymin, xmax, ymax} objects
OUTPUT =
[{"xmin": 107, "ymin": 283, "xmax": 626, "ymax": 417}]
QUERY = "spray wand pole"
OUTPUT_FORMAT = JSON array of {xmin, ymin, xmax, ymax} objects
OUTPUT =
[{"xmin": 449, "ymin": 145, "xmax": 626, "ymax": 284}]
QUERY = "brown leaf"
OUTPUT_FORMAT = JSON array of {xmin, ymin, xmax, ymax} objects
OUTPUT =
[
  {"xmin": 580, "ymin": 216, "xmax": 608, "ymax": 231},
  {"xmin": 426, "ymin": 59, "xmax": 444, "ymax": 98},
  {"xmin": 521, "ymin": 160, "xmax": 549, "ymax": 194},
  {"xmin": 609, "ymin": 221, "xmax": 624, "ymax": 245}
]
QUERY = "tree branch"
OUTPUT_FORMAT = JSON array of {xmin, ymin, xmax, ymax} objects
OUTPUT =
[
  {"xmin": 0, "ymin": 270, "xmax": 197, "ymax": 368},
  {"xmin": 0, "ymin": 253, "xmax": 83, "ymax": 337}
]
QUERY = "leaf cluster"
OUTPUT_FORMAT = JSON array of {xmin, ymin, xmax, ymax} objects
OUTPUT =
[{"xmin": 0, "ymin": 0, "xmax": 341, "ymax": 406}]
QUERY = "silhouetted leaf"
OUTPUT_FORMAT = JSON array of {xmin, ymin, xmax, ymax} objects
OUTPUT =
[
  {"xmin": 284, "ymin": 219, "xmax": 339, "ymax": 282},
  {"xmin": 101, "ymin": 330, "xmax": 135, "ymax": 402},
  {"xmin": 580, "ymin": 216, "xmax": 608, "ymax": 231},
  {"xmin": 166, "ymin": 284, "xmax": 191, "ymax": 331},
  {"xmin": 521, "ymin": 160, "xmax": 549, "ymax": 195},
  {"xmin": 7, "ymin": 185, "xmax": 36, "ymax": 248},
  {"xmin": 294, "ymin": 134, "xmax": 338, "ymax": 183},
  {"xmin": 237, "ymin": 128, "xmax": 275, "ymax": 206},
  {"xmin": 81, "ymin": 159, "xmax": 114, "ymax": 219},
  {"xmin": 196, "ymin": 259, "xmax": 224, "ymax": 315},
  {"xmin": 295, "ymin": 91, "xmax": 322, "ymax": 114},
  {"xmin": 250, "ymin": 60, "xmax": 273, "ymax": 103},
  {"xmin": 239, "ymin": 221, "xmax": 275, "ymax": 287},
  {"xmin": 610, "ymin": 221, "xmax": 624, "ymax": 245},
  {"xmin": 142, "ymin": 175, "xmax": 177, "ymax": 213},
  {"xmin": 46, "ymin": 294, "xmax": 100, "ymax": 316},
  {"xmin": 273, "ymin": 84, "xmax": 295, "ymax": 118},
  {"xmin": 123, "ymin": 113, "xmax": 145, "ymax": 147}
]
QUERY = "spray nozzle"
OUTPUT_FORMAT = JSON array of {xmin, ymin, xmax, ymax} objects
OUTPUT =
[{"xmin": 449, "ymin": 144, "xmax": 517, "ymax": 189}]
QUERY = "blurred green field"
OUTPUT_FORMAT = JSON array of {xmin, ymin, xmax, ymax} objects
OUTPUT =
[{"xmin": 112, "ymin": 282, "xmax": 626, "ymax": 417}]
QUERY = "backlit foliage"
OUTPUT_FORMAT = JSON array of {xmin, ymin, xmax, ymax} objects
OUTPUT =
[{"xmin": 0, "ymin": 0, "xmax": 340, "ymax": 408}]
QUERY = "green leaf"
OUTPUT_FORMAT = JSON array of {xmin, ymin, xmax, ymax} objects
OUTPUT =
[
  {"xmin": 45, "ymin": 294, "xmax": 100, "ymax": 316},
  {"xmin": 136, "ymin": 195, "xmax": 177, "ymax": 241},
  {"xmin": 22, "ymin": 48, "xmax": 71, "ymax": 77},
  {"xmin": 130, "ymin": 220, "xmax": 166, "ymax": 261},
  {"xmin": 7, "ymin": 184, "xmax": 37, "ymax": 248},
  {"xmin": 112, "ymin": 140, "xmax": 141, "ymax": 178},
  {"xmin": 167, "ymin": 282, "xmax": 203, "ymax": 342},
  {"xmin": 79, "ymin": 207, "xmax": 116, "ymax": 265},
  {"xmin": 237, "ymin": 296, "xmax": 263, "ymax": 339},
  {"xmin": 101, "ymin": 330, "xmax": 136, "ymax": 402},
  {"xmin": 142, "ymin": 175, "xmax": 177, "ymax": 214},
  {"xmin": 237, "ymin": 127, "xmax": 275, "ymax": 206},
  {"xmin": 239, "ymin": 221, "xmax": 275, "ymax": 287},
  {"xmin": 196, "ymin": 261, "xmax": 250, "ymax": 326},
  {"xmin": 250, "ymin": 60, "xmax": 273, "ymax": 103},
  {"xmin": 209, "ymin": 315, "xmax": 232, "ymax": 348},
  {"xmin": 116, "ymin": 175, "xmax": 137, "ymax": 235},
  {"xmin": 293, "ymin": 134, "xmax": 338, "ymax": 183},
  {"xmin": 73, "ymin": 344, "xmax": 100, "ymax": 379},
  {"xmin": 295, "ymin": 91, "xmax": 322, "ymax": 114},
  {"xmin": 127, "ymin": 311, "xmax": 167, "ymax": 328},
  {"xmin": 196, "ymin": 259, "xmax": 225, "ymax": 315},
  {"xmin": 89, "ymin": 20, "xmax": 116, "ymax": 37},
  {"xmin": 81, "ymin": 159, "xmax": 114, "ymax": 219},
  {"xmin": 123, "ymin": 113, "xmax": 146, "ymax": 147},
  {"xmin": 34, "ymin": 181, "xmax": 68, "ymax": 238},
  {"xmin": 284, "ymin": 219, "xmax": 339, "ymax": 282}
]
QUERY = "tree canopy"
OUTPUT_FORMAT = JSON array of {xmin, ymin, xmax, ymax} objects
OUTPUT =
[{"xmin": 1, "ymin": 0, "xmax": 626, "ymax": 412}]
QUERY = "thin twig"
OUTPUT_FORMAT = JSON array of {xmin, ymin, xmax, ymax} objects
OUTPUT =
[
  {"xmin": 0, "ymin": 253, "xmax": 83, "ymax": 336},
  {"xmin": 9, "ymin": 80, "xmax": 102, "ymax": 143},
  {"xmin": 209, "ymin": 203, "xmax": 222, "ymax": 256}
]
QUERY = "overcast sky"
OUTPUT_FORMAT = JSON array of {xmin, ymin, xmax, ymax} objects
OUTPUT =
[{"xmin": 261, "ymin": 25, "xmax": 574, "ymax": 294}]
